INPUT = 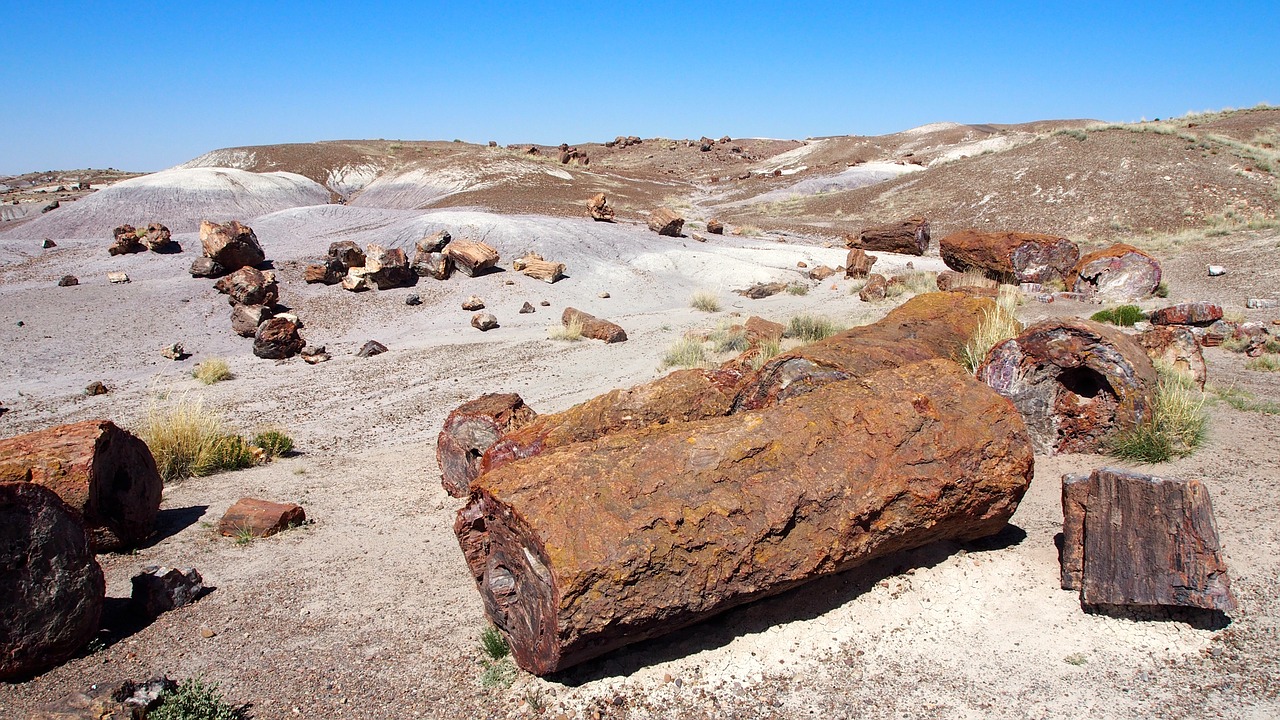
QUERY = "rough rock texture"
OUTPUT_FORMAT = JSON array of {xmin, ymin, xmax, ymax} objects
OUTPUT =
[
  {"xmin": 1062, "ymin": 468, "xmax": 1235, "ymax": 612},
  {"xmin": 141, "ymin": 223, "xmax": 173, "ymax": 252},
  {"xmin": 977, "ymin": 318, "xmax": 1158, "ymax": 454},
  {"xmin": 58, "ymin": 275, "xmax": 79, "ymax": 287},
  {"xmin": 514, "ymin": 254, "xmax": 565, "ymax": 283},
  {"xmin": 845, "ymin": 249, "xmax": 877, "ymax": 279},
  {"xmin": 230, "ymin": 304, "xmax": 273, "ymax": 338},
  {"xmin": 1069, "ymin": 243, "xmax": 1162, "ymax": 301},
  {"xmin": 735, "ymin": 282, "xmax": 788, "ymax": 299},
  {"xmin": 471, "ymin": 312, "xmax": 498, "ymax": 331},
  {"xmin": 252, "ymin": 318, "xmax": 305, "ymax": 360},
  {"xmin": 457, "ymin": 360, "xmax": 1033, "ymax": 675},
  {"xmin": 131, "ymin": 566, "xmax": 205, "ymax": 619},
  {"xmin": 940, "ymin": 229, "xmax": 1080, "ymax": 284},
  {"xmin": 587, "ymin": 193, "xmax": 615, "ymax": 222},
  {"xmin": 808, "ymin": 266, "xmax": 837, "ymax": 281},
  {"xmin": 563, "ymin": 307, "xmax": 627, "ymax": 343},
  {"xmin": 304, "ymin": 259, "xmax": 344, "ymax": 285},
  {"xmin": 214, "ymin": 267, "xmax": 278, "ymax": 307},
  {"xmin": 647, "ymin": 208, "xmax": 685, "ymax": 237},
  {"xmin": 217, "ymin": 498, "xmax": 305, "ymax": 539},
  {"xmin": 859, "ymin": 273, "xmax": 888, "ymax": 301},
  {"xmin": 357, "ymin": 340, "xmax": 388, "ymax": 358},
  {"xmin": 706, "ymin": 219, "xmax": 724, "ymax": 234},
  {"xmin": 744, "ymin": 316, "xmax": 785, "ymax": 344},
  {"xmin": 327, "ymin": 240, "xmax": 366, "ymax": 270},
  {"xmin": 199, "ymin": 220, "xmax": 264, "ymax": 271},
  {"xmin": 108, "ymin": 225, "xmax": 145, "ymax": 256},
  {"xmin": 445, "ymin": 239, "xmax": 500, "ymax": 277},
  {"xmin": 341, "ymin": 271, "xmax": 370, "ymax": 292},
  {"xmin": 852, "ymin": 217, "xmax": 930, "ymax": 255},
  {"xmin": 416, "ymin": 230, "xmax": 451, "ymax": 254},
  {"xmin": 462, "ymin": 295, "xmax": 486, "ymax": 311},
  {"xmin": 1139, "ymin": 326, "xmax": 1207, "ymax": 389},
  {"xmin": 437, "ymin": 394, "xmax": 538, "ymax": 498},
  {"xmin": 0, "ymin": 482, "xmax": 105, "ymax": 681},
  {"xmin": 189, "ymin": 256, "xmax": 224, "ymax": 278},
  {"xmin": 412, "ymin": 249, "xmax": 453, "ymax": 279},
  {"xmin": 1149, "ymin": 302, "xmax": 1223, "ymax": 327},
  {"xmin": 0, "ymin": 419, "xmax": 162, "ymax": 551},
  {"xmin": 364, "ymin": 244, "xmax": 413, "ymax": 289}
]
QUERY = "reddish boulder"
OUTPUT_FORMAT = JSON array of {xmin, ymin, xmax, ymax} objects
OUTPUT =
[
  {"xmin": 199, "ymin": 220, "xmax": 264, "ymax": 271},
  {"xmin": 845, "ymin": 248, "xmax": 878, "ymax": 279},
  {"xmin": 1149, "ymin": 302, "xmax": 1223, "ymax": 327},
  {"xmin": 859, "ymin": 273, "xmax": 888, "ymax": 301},
  {"xmin": 230, "ymin": 304, "xmax": 273, "ymax": 338},
  {"xmin": 364, "ymin": 244, "xmax": 413, "ymax": 289},
  {"xmin": 253, "ymin": 318, "xmax": 305, "ymax": 359},
  {"xmin": 852, "ymin": 216, "xmax": 930, "ymax": 255},
  {"xmin": 304, "ymin": 259, "xmax": 344, "ymax": 285},
  {"xmin": 744, "ymin": 316, "xmax": 784, "ymax": 344},
  {"xmin": 445, "ymin": 239, "xmax": 500, "ymax": 277},
  {"xmin": 141, "ymin": 223, "xmax": 173, "ymax": 252},
  {"xmin": 218, "ymin": 498, "xmax": 305, "ymax": 538},
  {"xmin": 108, "ymin": 225, "xmax": 145, "ymax": 256},
  {"xmin": 0, "ymin": 482, "xmax": 105, "ymax": 681},
  {"xmin": 214, "ymin": 266, "xmax": 278, "ymax": 307},
  {"xmin": 940, "ymin": 229, "xmax": 1080, "ymax": 284},
  {"xmin": 1069, "ymin": 243, "xmax": 1162, "ymax": 301},
  {"xmin": 563, "ymin": 307, "xmax": 627, "ymax": 343},
  {"xmin": 647, "ymin": 208, "xmax": 685, "ymax": 237},
  {"xmin": 706, "ymin": 219, "xmax": 724, "ymax": 234},
  {"xmin": 587, "ymin": 193, "xmax": 615, "ymax": 222}
]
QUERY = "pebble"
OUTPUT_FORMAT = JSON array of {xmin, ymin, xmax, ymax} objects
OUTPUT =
[
  {"xmin": 200, "ymin": 628, "xmax": 217, "ymax": 638},
  {"xmin": 598, "ymin": 292, "xmax": 610, "ymax": 299}
]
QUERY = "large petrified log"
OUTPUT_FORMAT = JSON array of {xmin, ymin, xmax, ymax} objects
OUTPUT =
[
  {"xmin": 977, "ymin": 318, "xmax": 1158, "ymax": 454},
  {"xmin": 438, "ymin": 394, "xmax": 538, "ymax": 497},
  {"xmin": 1061, "ymin": 467, "xmax": 1235, "ymax": 612},
  {"xmin": 0, "ymin": 482, "xmax": 106, "ymax": 680},
  {"xmin": 1068, "ymin": 243, "xmax": 1162, "ymax": 301},
  {"xmin": 1138, "ymin": 325, "xmax": 1206, "ymax": 389},
  {"xmin": 199, "ymin": 220, "xmax": 264, "ymax": 271},
  {"xmin": 0, "ymin": 420, "xmax": 163, "ymax": 551},
  {"xmin": 563, "ymin": 307, "xmax": 627, "ymax": 343},
  {"xmin": 939, "ymin": 229, "xmax": 1080, "ymax": 284},
  {"xmin": 456, "ymin": 360, "xmax": 1034, "ymax": 675},
  {"xmin": 851, "ymin": 216, "xmax": 930, "ymax": 255},
  {"xmin": 445, "ymin": 239, "xmax": 500, "ymax": 277}
]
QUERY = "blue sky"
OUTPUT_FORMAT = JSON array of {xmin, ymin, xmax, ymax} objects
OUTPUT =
[{"xmin": 2, "ymin": 1, "xmax": 1276, "ymax": 173}]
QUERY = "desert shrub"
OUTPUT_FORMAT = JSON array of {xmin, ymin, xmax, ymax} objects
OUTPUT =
[
  {"xmin": 785, "ymin": 314, "xmax": 842, "ymax": 343},
  {"xmin": 1220, "ymin": 335, "xmax": 1250, "ymax": 353},
  {"xmin": 690, "ymin": 291, "xmax": 721, "ymax": 312},
  {"xmin": 960, "ymin": 301, "xmax": 1021, "ymax": 373},
  {"xmin": 662, "ymin": 337, "xmax": 708, "ymax": 368},
  {"xmin": 252, "ymin": 430, "xmax": 294, "ymax": 458},
  {"xmin": 749, "ymin": 339, "xmax": 783, "ymax": 370},
  {"xmin": 708, "ymin": 322, "xmax": 749, "ymax": 353},
  {"xmin": 1107, "ymin": 366, "xmax": 1207, "ymax": 462},
  {"xmin": 198, "ymin": 434, "xmax": 257, "ymax": 476},
  {"xmin": 1154, "ymin": 281, "xmax": 1170, "ymax": 298},
  {"xmin": 886, "ymin": 271, "xmax": 939, "ymax": 298},
  {"xmin": 142, "ymin": 397, "xmax": 258, "ymax": 482},
  {"xmin": 150, "ymin": 678, "xmax": 242, "ymax": 720},
  {"xmin": 1246, "ymin": 355, "xmax": 1280, "ymax": 372},
  {"xmin": 548, "ymin": 317, "xmax": 584, "ymax": 341},
  {"xmin": 192, "ymin": 359, "xmax": 232, "ymax": 385},
  {"xmin": 479, "ymin": 626, "xmax": 510, "ymax": 660},
  {"xmin": 786, "ymin": 282, "xmax": 810, "ymax": 296},
  {"xmin": 1212, "ymin": 386, "xmax": 1280, "ymax": 414},
  {"xmin": 1090, "ymin": 305, "xmax": 1145, "ymax": 327}
]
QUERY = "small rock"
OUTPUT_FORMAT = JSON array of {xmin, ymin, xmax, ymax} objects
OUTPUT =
[
  {"xmin": 41, "ymin": 239, "xmax": 56, "ymax": 249},
  {"xmin": 519, "ymin": 302, "xmax": 536, "ymax": 314},
  {"xmin": 540, "ymin": 300, "xmax": 551, "ymax": 306},
  {"xmin": 707, "ymin": 219, "xmax": 724, "ymax": 234},
  {"xmin": 113, "ymin": 676, "xmax": 178, "ymax": 712},
  {"xmin": 160, "ymin": 343, "xmax": 188, "ymax": 360},
  {"xmin": 303, "ymin": 352, "xmax": 331, "ymax": 365},
  {"xmin": 84, "ymin": 381, "xmax": 108, "ymax": 396},
  {"xmin": 107, "ymin": 271, "xmax": 130, "ymax": 284},
  {"xmin": 691, "ymin": 232, "xmax": 706, "ymax": 242},
  {"xmin": 108, "ymin": 225, "xmax": 146, "ymax": 256},
  {"xmin": 200, "ymin": 628, "xmax": 217, "ymax": 639},
  {"xmin": 472, "ymin": 312, "xmax": 499, "ymax": 331},
  {"xmin": 1207, "ymin": 265, "xmax": 1227, "ymax": 277},
  {"xmin": 131, "ymin": 566, "xmax": 205, "ymax": 619},
  {"xmin": 253, "ymin": 319, "xmax": 305, "ymax": 360},
  {"xmin": 341, "ymin": 272, "xmax": 370, "ymax": 292},
  {"xmin": 328, "ymin": 240, "xmax": 366, "ymax": 270},
  {"xmin": 1245, "ymin": 298, "xmax": 1279, "ymax": 309},
  {"xmin": 230, "ymin": 304, "xmax": 273, "ymax": 337},
  {"xmin": 797, "ymin": 261, "xmax": 808, "ymax": 268},
  {"xmin": 405, "ymin": 294, "xmax": 422, "ymax": 306},
  {"xmin": 598, "ymin": 291, "xmax": 611, "ymax": 299},
  {"xmin": 218, "ymin": 497, "xmax": 305, "ymax": 539},
  {"xmin": 189, "ymin": 257, "xmax": 225, "ymax": 278},
  {"xmin": 859, "ymin": 274, "xmax": 888, "ymax": 302},
  {"xmin": 58, "ymin": 275, "xmax": 78, "ymax": 287},
  {"xmin": 462, "ymin": 295, "xmax": 486, "ymax": 311},
  {"xmin": 358, "ymin": 340, "xmax": 388, "ymax": 358},
  {"xmin": 416, "ymin": 230, "xmax": 452, "ymax": 254}
]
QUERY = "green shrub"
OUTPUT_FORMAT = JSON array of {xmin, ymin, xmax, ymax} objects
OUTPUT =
[
  {"xmin": 479, "ymin": 625, "xmax": 510, "ymax": 660},
  {"xmin": 150, "ymin": 678, "xmax": 241, "ymax": 720},
  {"xmin": 252, "ymin": 430, "xmax": 294, "ymax": 458},
  {"xmin": 1107, "ymin": 366, "xmax": 1207, "ymax": 462},
  {"xmin": 192, "ymin": 358, "xmax": 232, "ymax": 385},
  {"xmin": 690, "ymin": 291, "xmax": 721, "ymax": 312},
  {"xmin": 196, "ymin": 435, "xmax": 257, "ymax": 476},
  {"xmin": 784, "ymin": 314, "xmax": 842, "ymax": 343},
  {"xmin": 1090, "ymin": 305, "xmax": 1145, "ymax": 326}
]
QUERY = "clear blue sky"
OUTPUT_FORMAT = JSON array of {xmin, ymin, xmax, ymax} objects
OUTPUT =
[{"xmin": 2, "ymin": 1, "xmax": 1276, "ymax": 173}]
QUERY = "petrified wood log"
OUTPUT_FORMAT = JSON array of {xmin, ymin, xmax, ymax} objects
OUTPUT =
[
  {"xmin": 851, "ymin": 216, "xmax": 930, "ymax": 255},
  {"xmin": 1138, "ymin": 326, "xmax": 1206, "ymax": 389},
  {"xmin": 253, "ymin": 317, "xmax": 305, "ymax": 360},
  {"xmin": 445, "ymin": 239, "xmax": 500, "ymax": 277},
  {"xmin": 1068, "ymin": 243, "xmax": 1162, "ymax": 301},
  {"xmin": 858, "ymin": 273, "xmax": 888, "ymax": 301},
  {"xmin": 587, "ymin": 193, "xmax": 615, "ymax": 222},
  {"xmin": 328, "ymin": 240, "xmax": 366, "ymax": 270},
  {"xmin": 845, "ymin": 248, "xmax": 877, "ymax": 278},
  {"xmin": 1149, "ymin": 302, "xmax": 1222, "ymax": 327},
  {"xmin": 977, "ymin": 318, "xmax": 1157, "ymax": 454},
  {"xmin": 412, "ymin": 249, "xmax": 453, "ymax": 280},
  {"xmin": 563, "ymin": 308, "xmax": 627, "ymax": 343},
  {"xmin": 457, "ymin": 360, "xmax": 1034, "ymax": 675},
  {"xmin": 438, "ymin": 394, "xmax": 539, "ymax": 497},
  {"xmin": 199, "ymin": 220, "xmax": 264, "ymax": 271},
  {"xmin": 513, "ymin": 254, "xmax": 565, "ymax": 283},
  {"xmin": 364, "ymin": 244, "xmax": 413, "ymax": 289},
  {"xmin": 647, "ymin": 208, "xmax": 685, "ymax": 237},
  {"xmin": 1061, "ymin": 468, "xmax": 1235, "ymax": 612},
  {"xmin": 218, "ymin": 497, "xmax": 305, "ymax": 539},
  {"xmin": 0, "ymin": 482, "xmax": 105, "ymax": 681},
  {"xmin": 0, "ymin": 419, "xmax": 163, "ymax": 551},
  {"xmin": 940, "ymin": 229, "xmax": 1080, "ymax": 284}
]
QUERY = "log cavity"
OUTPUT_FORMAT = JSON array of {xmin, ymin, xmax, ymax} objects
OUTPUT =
[{"xmin": 1052, "ymin": 366, "xmax": 1119, "ymax": 454}]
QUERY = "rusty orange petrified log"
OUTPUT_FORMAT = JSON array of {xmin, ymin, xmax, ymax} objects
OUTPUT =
[
  {"xmin": 0, "ymin": 420, "xmax": 163, "ymax": 551},
  {"xmin": 456, "ymin": 360, "xmax": 1034, "ymax": 675},
  {"xmin": 438, "ymin": 394, "xmax": 539, "ymax": 497}
]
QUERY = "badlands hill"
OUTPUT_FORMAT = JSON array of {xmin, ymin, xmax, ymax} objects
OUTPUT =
[{"xmin": 1, "ymin": 107, "xmax": 1279, "ymax": 719}]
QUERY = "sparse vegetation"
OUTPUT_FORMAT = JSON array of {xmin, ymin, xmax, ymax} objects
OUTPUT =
[
  {"xmin": 960, "ymin": 299, "xmax": 1021, "ymax": 373},
  {"xmin": 1211, "ymin": 386, "xmax": 1280, "ymax": 415},
  {"xmin": 252, "ymin": 430, "xmax": 294, "ymax": 459},
  {"xmin": 150, "ymin": 678, "xmax": 242, "ymax": 720},
  {"xmin": 708, "ymin": 322, "xmax": 749, "ymax": 353},
  {"xmin": 749, "ymin": 339, "xmax": 783, "ymax": 370},
  {"xmin": 1107, "ymin": 365, "xmax": 1207, "ymax": 463},
  {"xmin": 479, "ymin": 626, "xmax": 510, "ymax": 660},
  {"xmin": 192, "ymin": 358, "xmax": 233, "ymax": 385},
  {"xmin": 690, "ymin": 291, "xmax": 722, "ymax": 312},
  {"xmin": 786, "ymin": 282, "xmax": 810, "ymax": 296},
  {"xmin": 1064, "ymin": 653, "xmax": 1089, "ymax": 666},
  {"xmin": 233, "ymin": 527, "xmax": 255, "ymax": 546},
  {"xmin": 478, "ymin": 626, "xmax": 516, "ymax": 690},
  {"xmin": 886, "ymin": 271, "xmax": 939, "ymax": 298},
  {"xmin": 141, "ymin": 397, "xmax": 258, "ymax": 482},
  {"xmin": 1090, "ymin": 305, "xmax": 1146, "ymax": 327},
  {"xmin": 662, "ymin": 336, "xmax": 709, "ymax": 368},
  {"xmin": 1056, "ymin": 129, "xmax": 1088, "ymax": 142},
  {"xmin": 1246, "ymin": 355, "xmax": 1280, "ymax": 372},
  {"xmin": 785, "ymin": 314, "xmax": 842, "ymax": 343},
  {"xmin": 1155, "ymin": 281, "xmax": 1170, "ymax": 298},
  {"xmin": 548, "ymin": 317, "xmax": 584, "ymax": 341}
]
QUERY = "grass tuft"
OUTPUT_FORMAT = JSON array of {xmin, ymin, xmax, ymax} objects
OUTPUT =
[
  {"xmin": 786, "ymin": 282, "xmax": 810, "ymax": 296},
  {"xmin": 150, "ymin": 678, "xmax": 242, "ymax": 720},
  {"xmin": 1211, "ymin": 385, "xmax": 1280, "ymax": 414},
  {"xmin": 252, "ymin": 430, "xmax": 295, "ymax": 458},
  {"xmin": 886, "ymin": 271, "xmax": 939, "ymax": 298},
  {"xmin": 548, "ymin": 317, "xmax": 584, "ymax": 341},
  {"xmin": 479, "ymin": 625, "xmax": 510, "ymax": 660},
  {"xmin": 1090, "ymin": 305, "xmax": 1146, "ymax": 327},
  {"xmin": 784, "ymin": 314, "xmax": 842, "ymax": 343},
  {"xmin": 662, "ymin": 336, "xmax": 709, "ymax": 368},
  {"xmin": 707, "ymin": 322, "xmax": 749, "ymax": 353},
  {"xmin": 960, "ymin": 299, "xmax": 1021, "ymax": 373},
  {"xmin": 749, "ymin": 339, "xmax": 783, "ymax": 370},
  {"xmin": 192, "ymin": 359, "xmax": 233, "ymax": 385},
  {"xmin": 1107, "ymin": 365, "xmax": 1207, "ymax": 462},
  {"xmin": 1246, "ymin": 355, "xmax": 1280, "ymax": 372},
  {"xmin": 141, "ymin": 397, "xmax": 258, "ymax": 483},
  {"xmin": 690, "ymin": 291, "xmax": 721, "ymax": 312}
]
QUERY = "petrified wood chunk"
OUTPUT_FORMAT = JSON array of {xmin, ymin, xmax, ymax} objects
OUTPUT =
[
  {"xmin": 852, "ymin": 216, "xmax": 930, "ymax": 255},
  {"xmin": 735, "ymin": 281, "xmax": 788, "ymax": 299},
  {"xmin": 214, "ymin": 266, "xmax": 278, "ymax": 307},
  {"xmin": 189, "ymin": 256, "xmax": 225, "ymax": 278},
  {"xmin": 438, "ymin": 394, "xmax": 538, "ymax": 497},
  {"xmin": 977, "ymin": 318, "xmax": 1157, "ymax": 454},
  {"xmin": 1069, "ymin": 243, "xmax": 1162, "ymax": 301},
  {"xmin": 706, "ymin": 219, "xmax": 724, "ymax": 234},
  {"xmin": 457, "ymin": 360, "xmax": 1034, "ymax": 675},
  {"xmin": 514, "ymin": 254, "xmax": 565, "ymax": 283},
  {"xmin": 940, "ymin": 229, "xmax": 1080, "ymax": 284},
  {"xmin": 416, "ymin": 229, "xmax": 452, "ymax": 254},
  {"xmin": 141, "ymin": 222, "xmax": 173, "ymax": 252},
  {"xmin": 199, "ymin": 220, "xmax": 264, "ymax": 271},
  {"xmin": 218, "ymin": 497, "xmax": 305, "ymax": 538},
  {"xmin": 845, "ymin": 248, "xmax": 877, "ymax": 278},
  {"xmin": 0, "ymin": 419, "xmax": 163, "ymax": 551},
  {"xmin": 364, "ymin": 244, "xmax": 413, "ymax": 289},
  {"xmin": 1149, "ymin": 302, "xmax": 1222, "ymax": 327},
  {"xmin": 230, "ymin": 304, "xmax": 273, "ymax": 338},
  {"xmin": 1138, "ymin": 326, "xmax": 1206, "ymax": 389},
  {"xmin": 647, "ymin": 208, "xmax": 685, "ymax": 237},
  {"xmin": 304, "ymin": 259, "xmax": 344, "ymax": 285},
  {"xmin": 108, "ymin": 225, "xmax": 145, "ymax": 256},
  {"xmin": 412, "ymin": 249, "xmax": 454, "ymax": 280},
  {"xmin": 1061, "ymin": 468, "xmax": 1235, "ymax": 612},
  {"xmin": 0, "ymin": 482, "xmax": 105, "ymax": 681},
  {"xmin": 563, "ymin": 307, "xmax": 627, "ymax": 343},
  {"xmin": 445, "ymin": 239, "xmax": 500, "ymax": 277},
  {"xmin": 328, "ymin": 240, "xmax": 366, "ymax": 270},
  {"xmin": 253, "ymin": 318, "xmax": 305, "ymax": 360},
  {"xmin": 858, "ymin": 273, "xmax": 888, "ymax": 301},
  {"xmin": 587, "ymin": 193, "xmax": 615, "ymax": 222}
]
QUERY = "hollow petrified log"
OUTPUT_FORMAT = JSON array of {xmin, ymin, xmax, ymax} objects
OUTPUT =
[
  {"xmin": 439, "ymin": 394, "xmax": 539, "ymax": 497},
  {"xmin": 1061, "ymin": 467, "xmax": 1235, "ymax": 612},
  {"xmin": 977, "ymin": 318, "xmax": 1157, "ymax": 454},
  {"xmin": 1068, "ymin": 243, "xmax": 1162, "ymax": 301},
  {"xmin": 0, "ymin": 482, "xmax": 105, "ymax": 681},
  {"xmin": 940, "ymin": 229, "xmax": 1079, "ymax": 285},
  {"xmin": 851, "ymin": 216, "xmax": 930, "ymax": 255},
  {"xmin": 445, "ymin": 239, "xmax": 500, "ymax": 277},
  {"xmin": 563, "ymin": 308, "xmax": 627, "ymax": 343},
  {"xmin": 456, "ymin": 360, "xmax": 1034, "ymax": 675},
  {"xmin": 0, "ymin": 420, "xmax": 163, "ymax": 551}
]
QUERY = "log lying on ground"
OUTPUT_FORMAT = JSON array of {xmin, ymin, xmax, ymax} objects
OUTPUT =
[
  {"xmin": 977, "ymin": 318, "xmax": 1157, "ymax": 454},
  {"xmin": 850, "ymin": 216, "xmax": 930, "ymax": 255},
  {"xmin": 0, "ymin": 481, "xmax": 105, "ymax": 681},
  {"xmin": 647, "ymin": 208, "xmax": 684, "ymax": 236},
  {"xmin": 0, "ymin": 420, "xmax": 163, "ymax": 551},
  {"xmin": 1062, "ymin": 467, "xmax": 1235, "ymax": 612},
  {"xmin": 563, "ymin": 307, "xmax": 627, "ymax": 343},
  {"xmin": 940, "ymin": 229, "xmax": 1079, "ymax": 284},
  {"xmin": 445, "ymin": 239, "xmax": 500, "ymax": 277},
  {"xmin": 438, "ymin": 394, "xmax": 538, "ymax": 497},
  {"xmin": 1068, "ymin": 243, "xmax": 1162, "ymax": 301},
  {"xmin": 456, "ymin": 360, "xmax": 1034, "ymax": 675},
  {"xmin": 513, "ymin": 254, "xmax": 565, "ymax": 283}
]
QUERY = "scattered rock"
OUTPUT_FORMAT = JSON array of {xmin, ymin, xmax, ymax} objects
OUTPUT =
[
  {"xmin": 808, "ymin": 265, "xmax": 837, "ymax": 281},
  {"xmin": 217, "ymin": 498, "xmax": 305, "ymax": 539},
  {"xmin": 107, "ymin": 271, "xmax": 130, "ymax": 284},
  {"xmin": 341, "ymin": 272, "xmax": 370, "ymax": 292},
  {"xmin": 200, "ymin": 628, "xmax": 217, "ymax": 639},
  {"xmin": 859, "ymin": 273, "xmax": 888, "ymax": 302},
  {"xmin": 445, "ymin": 239, "xmax": 500, "ymax": 277},
  {"xmin": 405, "ymin": 294, "xmax": 422, "ymax": 306},
  {"xmin": 357, "ymin": 340, "xmax": 388, "ymax": 358},
  {"xmin": 230, "ymin": 304, "xmax": 273, "ymax": 337},
  {"xmin": 199, "ymin": 220, "xmax": 265, "ymax": 271},
  {"xmin": 1207, "ymin": 265, "xmax": 1227, "ymax": 277},
  {"xmin": 412, "ymin": 249, "xmax": 453, "ymax": 279},
  {"xmin": 940, "ymin": 229, "xmax": 1080, "ymax": 284},
  {"xmin": 1069, "ymin": 243, "xmax": 1162, "ymax": 301},
  {"xmin": 160, "ymin": 343, "xmax": 188, "ymax": 360},
  {"xmin": 140, "ymin": 223, "xmax": 173, "ymax": 252},
  {"xmin": 472, "ymin": 312, "xmax": 499, "ymax": 331},
  {"xmin": 514, "ymin": 253, "xmax": 566, "ymax": 283},
  {"xmin": 1149, "ymin": 302, "xmax": 1222, "ymax": 327},
  {"xmin": 112, "ymin": 676, "xmax": 177, "ymax": 714},
  {"xmin": 84, "ymin": 381, "xmax": 108, "ymax": 396},
  {"xmin": 364, "ymin": 244, "xmax": 413, "ymax": 289},
  {"xmin": 706, "ymin": 219, "xmax": 724, "ymax": 234},
  {"xmin": 1138, "ymin": 326, "xmax": 1207, "ymax": 389},
  {"xmin": 519, "ymin": 302, "xmax": 536, "ymax": 314},
  {"xmin": 735, "ymin": 282, "xmax": 788, "ymax": 299},
  {"xmin": 131, "ymin": 566, "xmax": 205, "ymax": 619},
  {"xmin": 587, "ymin": 193, "xmax": 615, "ymax": 222},
  {"xmin": 58, "ymin": 275, "xmax": 78, "ymax": 287},
  {"xmin": 214, "ymin": 267, "xmax": 279, "ymax": 307},
  {"xmin": 108, "ymin": 225, "xmax": 145, "ymax": 256},
  {"xmin": 42, "ymin": 200, "xmax": 60, "ymax": 213},
  {"xmin": 540, "ymin": 300, "xmax": 551, "ymax": 306},
  {"xmin": 304, "ymin": 259, "xmax": 344, "ymax": 284},
  {"xmin": 797, "ymin": 261, "xmax": 808, "ymax": 268},
  {"xmin": 563, "ymin": 307, "xmax": 626, "ymax": 343},
  {"xmin": 845, "ymin": 248, "xmax": 878, "ymax": 279},
  {"xmin": 0, "ymin": 482, "xmax": 105, "ymax": 681},
  {"xmin": 41, "ymin": 239, "xmax": 56, "ymax": 249},
  {"xmin": 253, "ymin": 318, "xmax": 304, "ymax": 359},
  {"xmin": 303, "ymin": 351, "xmax": 331, "ymax": 364},
  {"xmin": 1245, "ymin": 298, "xmax": 1280, "ymax": 309},
  {"xmin": 328, "ymin": 240, "xmax": 366, "ymax": 270},
  {"xmin": 851, "ymin": 217, "xmax": 930, "ymax": 255},
  {"xmin": 416, "ymin": 230, "xmax": 452, "ymax": 254},
  {"xmin": 647, "ymin": 208, "xmax": 685, "ymax": 237},
  {"xmin": 462, "ymin": 295, "xmax": 486, "ymax": 311},
  {"xmin": 189, "ymin": 257, "xmax": 224, "ymax": 278}
]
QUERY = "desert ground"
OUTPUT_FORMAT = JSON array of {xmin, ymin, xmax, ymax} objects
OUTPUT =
[{"xmin": 2, "ymin": 107, "xmax": 1280, "ymax": 719}]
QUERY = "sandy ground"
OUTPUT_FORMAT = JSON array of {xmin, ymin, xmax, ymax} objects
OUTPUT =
[{"xmin": 1, "ymin": 171, "xmax": 1279, "ymax": 718}]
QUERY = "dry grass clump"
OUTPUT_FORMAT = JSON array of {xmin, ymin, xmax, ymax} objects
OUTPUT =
[
  {"xmin": 141, "ymin": 397, "xmax": 256, "ymax": 482},
  {"xmin": 785, "ymin": 314, "xmax": 843, "ymax": 343},
  {"xmin": 886, "ymin": 271, "xmax": 939, "ymax": 298},
  {"xmin": 749, "ymin": 339, "xmax": 783, "ymax": 370},
  {"xmin": 662, "ymin": 336, "xmax": 709, "ymax": 368},
  {"xmin": 708, "ymin": 322, "xmax": 750, "ymax": 353},
  {"xmin": 548, "ymin": 317, "xmax": 584, "ymax": 341},
  {"xmin": 786, "ymin": 282, "xmax": 810, "ymax": 296},
  {"xmin": 960, "ymin": 297, "xmax": 1021, "ymax": 373},
  {"xmin": 192, "ymin": 358, "xmax": 233, "ymax": 385},
  {"xmin": 1107, "ymin": 365, "xmax": 1207, "ymax": 462},
  {"xmin": 1246, "ymin": 355, "xmax": 1280, "ymax": 372},
  {"xmin": 690, "ymin": 291, "xmax": 722, "ymax": 313}
]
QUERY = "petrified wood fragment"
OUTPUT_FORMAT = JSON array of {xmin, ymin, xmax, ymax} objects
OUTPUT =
[
  {"xmin": 647, "ymin": 208, "xmax": 684, "ymax": 237},
  {"xmin": 587, "ymin": 193, "xmax": 615, "ymax": 222},
  {"xmin": 199, "ymin": 220, "xmax": 264, "ymax": 271},
  {"xmin": 851, "ymin": 216, "xmax": 930, "ymax": 255},
  {"xmin": 0, "ymin": 419, "xmax": 163, "ymax": 551},
  {"xmin": 940, "ymin": 229, "xmax": 1080, "ymax": 284},
  {"xmin": 845, "ymin": 248, "xmax": 877, "ymax": 278},
  {"xmin": 562, "ymin": 308, "xmax": 627, "ymax": 343},
  {"xmin": 977, "ymin": 318, "xmax": 1157, "ymax": 454},
  {"xmin": 445, "ymin": 239, "xmax": 500, "ymax": 277},
  {"xmin": 1138, "ymin": 326, "xmax": 1206, "ymax": 389},
  {"xmin": 438, "ymin": 394, "xmax": 539, "ymax": 497},
  {"xmin": 1149, "ymin": 302, "xmax": 1222, "ymax": 327},
  {"xmin": 1061, "ymin": 468, "xmax": 1235, "ymax": 612},
  {"xmin": 1069, "ymin": 243, "xmax": 1162, "ymax": 301},
  {"xmin": 457, "ymin": 360, "xmax": 1033, "ymax": 675}
]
